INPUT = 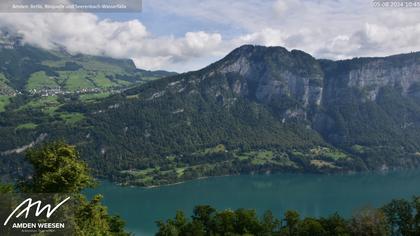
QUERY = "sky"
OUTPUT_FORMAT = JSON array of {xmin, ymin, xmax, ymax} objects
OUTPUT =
[{"xmin": 0, "ymin": 0, "xmax": 420, "ymax": 72}]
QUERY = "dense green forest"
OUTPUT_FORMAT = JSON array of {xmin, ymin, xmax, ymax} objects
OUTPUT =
[
  {"xmin": 157, "ymin": 197, "xmax": 420, "ymax": 236},
  {"xmin": 1, "ymin": 45, "xmax": 420, "ymax": 186},
  {"xmin": 0, "ymin": 141, "xmax": 130, "ymax": 235}
]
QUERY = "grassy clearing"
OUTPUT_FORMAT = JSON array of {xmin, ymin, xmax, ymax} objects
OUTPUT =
[
  {"xmin": 0, "ymin": 73, "xmax": 8, "ymax": 83},
  {"xmin": 165, "ymin": 155, "xmax": 176, "ymax": 161},
  {"xmin": 291, "ymin": 151, "xmax": 305, "ymax": 157},
  {"xmin": 79, "ymin": 93, "xmax": 111, "ymax": 103},
  {"xmin": 43, "ymin": 56, "xmax": 126, "ymax": 74},
  {"xmin": 62, "ymin": 71, "xmax": 96, "ymax": 91},
  {"xmin": 34, "ymin": 57, "xmax": 141, "ymax": 93},
  {"xmin": 20, "ymin": 96, "xmax": 61, "ymax": 114},
  {"xmin": 82, "ymin": 59, "xmax": 126, "ymax": 74},
  {"xmin": 90, "ymin": 72, "xmax": 114, "ymax": 88},
  {"xmin": 121, "ymin": 168, "xmax": 157, "ymax": 177},
  {"xmin": 121, "ymin": 163, "xmax": 212, "ymax": 186},
  {"xmin": 0, "ymin": 96, "xmax": 11, "ymax": 112},
  {"xmin": 201, "ymin": 144, "xmax": 226, "ymax": 155},
  {"xmin": 126, "ymin": 94, "xmax": 140, "ymax": 100},
  {"xmin": 121, "ymin": 168, "xmax": 160, "ymax": 185},
  {"xmin": 236, "ymin": 150, "xmax": 298, "ymax": 167},
  {"xmin": 42, "ymin": 60, "xmax": 66, "ymax": 68},
  {"xmin": 310, "ymin": 147, "xmax": 348, "ymax": 161},
  {"xmin": 115, "ymin": 79, "xmax": 132, "ymax": 86},
  {"xmin": 60, "ymin": 70, "xmax": 127, "ymax": 91},
  {"xmin": 351, "ymin": 145, "xmax": 366, "ymax": 154},
  {"xmin": 141, "ymin": 76, "xmax": 160, "ymax": 82},
  {"xmin": 26, "ymin": 71, "xmax": 59, "ymax": 90},
  {"xmin": 237, "ymin": 151, "xmax": 266, "ymax": 162},
  {"xmin": 16, "ymin": 123, "xmax": 38, "ymax": 130},
  {"xmin": 60, "ymin": 113, "xmax": 85, "ymax": 124},
  {"xmin": 310, "ymin": 160, "xmax": 338, "ymax": 169},
  {"xmin": 250, "ymin": 151, "xmax": 274, "ymax": 165},
  {"xmin": 175, "ymin": 167, "xmax": 186, "ymax": 177},
  {"xmin": 323, "ymin": 151, "xmax": 348, "ymax": 161}
]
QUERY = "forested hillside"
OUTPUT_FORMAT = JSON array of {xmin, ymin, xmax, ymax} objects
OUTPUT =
[
  {"xmin": 0, "ymin": 34, "xmax": 174, "ymax": 113},
  {"xmin": 1, "ymin": 44, "xmax": 420, "ymax": 186}
]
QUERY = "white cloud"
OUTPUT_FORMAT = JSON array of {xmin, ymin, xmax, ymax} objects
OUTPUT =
[
  {"xmin": 185, "ymin": 31, "xmax": 222, "ymax": 52},
  {"xmin": 233, "ymin": 28, "xmax": 289, "ymax": 48},
  {"xmin": 273, "ymin": 0, "xmax": 302, "ymax": 16},
  {"xmin": 274, "ymin": 1, "xmax": 289, "ymax": 15},
  {"xmin": 151, "ymin": 0, "xmax": 420, "ymax": 59},
  {"xmin": 0, "ymin": 0, "xmax": 420, "ymax": 72},
  {"xmin": 0, "ymin": 12, "xmax": 223, "ymax": 71}
]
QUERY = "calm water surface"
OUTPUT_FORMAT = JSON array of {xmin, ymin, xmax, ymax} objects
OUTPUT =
[{"xmin": 85, "ymin": 170, "xmax": 420, "ymax": 236}]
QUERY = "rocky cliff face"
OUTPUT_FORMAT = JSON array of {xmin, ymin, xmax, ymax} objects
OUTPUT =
[
  {"xmin": 3, "ymin": 44, "xmax": 420, "ymax": 183},
  {"xmin": 165, "ymin": 46, "xmax": 420, "ymax": 128},
  {"xmin": 203, "ymin": 45, "xmax": 420, "ymax": 115},
  {"xmin": 119, "ymin": 45, "xmax": 420, "ymax": 170},
  {"xmin": 199, "ymin": 45, "xmax": 325, "ymax": 120},
  {"xmin": 173, "ymin": 46, "xmax": 420, "ymax": 154},
  {"xmin": 321, "ymin": 53, "xmax": 420, "ymax": 102}
]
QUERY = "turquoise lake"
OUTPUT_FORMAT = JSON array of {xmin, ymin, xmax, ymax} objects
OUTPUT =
[{"xmin": 85, "ymin": 170, "xmax": 420, "ymax": 236}]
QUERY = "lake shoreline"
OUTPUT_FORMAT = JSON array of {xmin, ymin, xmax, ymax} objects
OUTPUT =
[
  {"xmin": 86, "ymin": 169, "xmax": 420, "ymax": 236},
  {"xmin": 109, "ymin": 167, "xmax": 415, "ymax": 189}
]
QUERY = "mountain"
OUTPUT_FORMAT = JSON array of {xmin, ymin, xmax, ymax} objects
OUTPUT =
[
  {"xmin": 1, "ymin": 45, "xmax": 420, "ymax": 186},
  {"xmin": 0, "ymin": 35, "xmax": 176, "ymax": 120},
  {"xmin": 0, "ymin": 37, "xmax": 175, "ymax": 95}
]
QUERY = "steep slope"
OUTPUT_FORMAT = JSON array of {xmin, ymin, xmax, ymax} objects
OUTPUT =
[
  {"xmin": 2, "ymin": 45, "xmax": 420, "ymax": 186},
  {"xmin": 0, "ymin": 37, "xmax": 175, "ymax": 93},
  {"xmin": 316, "ymin": 53, "xmax": 420, "ymax": 168},
  {"xmin": 0, "ymin": 36, "xmax": 176, "ymax": 117}
]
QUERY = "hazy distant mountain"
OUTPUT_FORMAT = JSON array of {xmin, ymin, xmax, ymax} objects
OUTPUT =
[
  {"xmin": 0, "ymin": 37, "xmax": 175, "ymax": 95},
  {"xmin": 2, "ymin": 45, "xmax": 420, "ymax": 186}
]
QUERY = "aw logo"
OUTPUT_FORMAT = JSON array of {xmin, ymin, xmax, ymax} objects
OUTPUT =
[{"xmin": 0, "ymin": 194, "xmax": 75, "ymax": 235}]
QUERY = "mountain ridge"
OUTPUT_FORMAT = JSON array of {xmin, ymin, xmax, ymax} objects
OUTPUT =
[{"xmin": 1, "ymin": 44, "xmax": 420, "ymax": 186}]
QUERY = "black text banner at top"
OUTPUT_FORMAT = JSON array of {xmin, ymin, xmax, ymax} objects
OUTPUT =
[{"xmin": 0, "ymin": 0, "xmax": 142, "ymax": 13}]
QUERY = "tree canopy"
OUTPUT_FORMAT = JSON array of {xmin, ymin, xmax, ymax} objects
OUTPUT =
[
  {"xmin": 157, "ymin": 198, "xmax": 420, "ymax": 236},
  {"xmin": 2, "ymin": 141, "xmax": 130, "ymax": 236}
]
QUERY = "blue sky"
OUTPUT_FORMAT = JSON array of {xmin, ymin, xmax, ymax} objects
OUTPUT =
[
  {"xmin": 1, "ymin": 0, "xmax": 419, "ymax": 72},
  {"xmin": 97, "ymin": 1, "xmax": 249, "ymax": 38}
]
